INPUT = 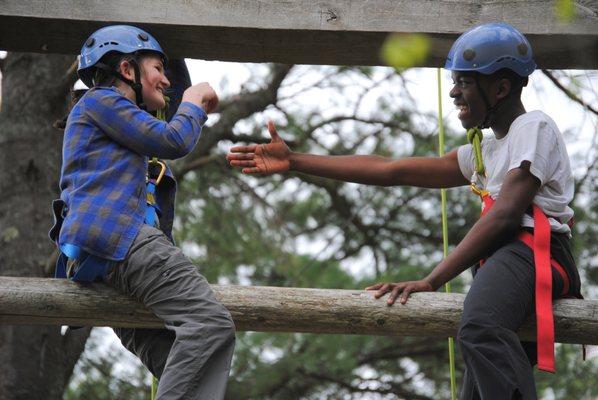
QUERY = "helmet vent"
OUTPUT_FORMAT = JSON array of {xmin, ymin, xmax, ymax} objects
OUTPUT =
[
  {"xmin": 98, "ymin": 41, "xmax": 119, "ymax": 48},
  {"xmin": 496, "ymin": 56, "xmax": 517, "ymax": 63},
  {"xmin": 138, "ymin": 33, "xmax": 149, "ymax": 41},
  {"xmin": 463, "ymin": 49, "xmax": 476, "ymax": 61},
  {"xmin": 517, "ymin": 43, "xmax": 528, "ymax": 55},
  {"xmin": 86, "ymin": 38, "xmax": 95, "ymax": 47}
]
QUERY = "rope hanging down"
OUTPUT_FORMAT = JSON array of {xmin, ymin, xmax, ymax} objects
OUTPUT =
[
  {"xmin": 437, "ymin": 69, "xmax": 457, "ymax": 400},
  {"xmin": 150, "ymin": 97, "xmax": 170, "ymax": 400}
]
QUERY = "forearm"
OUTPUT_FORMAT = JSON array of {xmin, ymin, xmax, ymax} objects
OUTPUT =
[
  {"xmin": 289, "ymin": 151, "xmax": 468, "ymax": 188},
  {"xmin": 289, "ymin": 152, "xmax": 396, "ymax": 186},
  {"xmin": 424, "ymin": 211, "xmax": 520, "ymax": 290},
  {"xmin": 91, "ymin": 93, "xmax": 206, "ymax": 159}
]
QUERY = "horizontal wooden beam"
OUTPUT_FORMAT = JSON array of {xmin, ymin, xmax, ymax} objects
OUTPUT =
[
  {"xmin": 1, "ymin": 1, "xmax": 597, "ymax": 69},
  {"xmin": 0, "ymin": 277, "xmax": 596, "ymax": 344}
]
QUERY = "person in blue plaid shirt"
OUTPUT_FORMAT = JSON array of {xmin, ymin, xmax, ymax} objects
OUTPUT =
[{"xmin": 49, "ymin": 25, "xmax": 235, "ymax": 399}]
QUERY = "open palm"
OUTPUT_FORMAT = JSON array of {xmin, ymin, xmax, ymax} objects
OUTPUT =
[{"xmin": 227, "ymin": 121, "xmax": 291, "ymax": 174}]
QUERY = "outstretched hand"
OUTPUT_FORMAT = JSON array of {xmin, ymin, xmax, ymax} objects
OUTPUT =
[
  {"xmin": 365, "ymin": 279, "xmax": 434, "ymax": 305},
  {"xmin": 227, "ymin": 121, "xmax": 291, "ymax": 174}
]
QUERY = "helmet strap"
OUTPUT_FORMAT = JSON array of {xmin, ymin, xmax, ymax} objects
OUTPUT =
[
  {"xmin": 128, "ymin": 58, "xmax": 146, "ymax": 110},
  {"xmin": 474, "ymin": 73, "xmax": 499, "ymax": 130},
  {"xmin": 473, "ymin": 73, "xmax": 524, "ymax": 130},
  {"xmin": 94, "ymin": 55, "xmax": 147, "ymax": 111}
]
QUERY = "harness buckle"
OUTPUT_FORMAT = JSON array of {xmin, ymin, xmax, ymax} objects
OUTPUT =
[{"xmin": 470, "ymin": 171, "xmax": 488, "ymax": 199}]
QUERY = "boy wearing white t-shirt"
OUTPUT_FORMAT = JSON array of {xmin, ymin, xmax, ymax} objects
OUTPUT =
[{"xmin": 227, "ymin": 23, "xmax": 581, "ymax": 399}]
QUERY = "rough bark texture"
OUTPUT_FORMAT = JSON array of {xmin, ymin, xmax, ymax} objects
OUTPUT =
[
  {"xmin": 1, "ymin": 277, "xmax": 597, "ymax": 345},
  {"xmin": 0, "ymin": 52, "xmax": 89, "ymax": 400}
]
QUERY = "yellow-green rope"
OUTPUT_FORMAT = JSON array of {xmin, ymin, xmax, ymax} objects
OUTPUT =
[
  {"xmin": 150, "ymin": 97, "xmax": 170, "ymax": 400},
  {"xmin": 151, "ymin": 378, "xmax": 157, "ymax": 400},
  {"xmin": 437, "ymin": 69, "xmax": 457, "ymax": 400}
]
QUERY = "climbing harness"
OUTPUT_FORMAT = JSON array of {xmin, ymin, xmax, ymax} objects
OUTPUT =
[
  {"xmin": 467, "ymin": 127, "xmax": 573, "ymax": 373},
  {"xmin": 437, "ymin": 69, "xmax": 457, "ymax": 400},
  {"xmin": 145, "ymin": 157, "xmax": 167, "ymax": 228},
  {"xmin": 51, "ymin": 204, "xmax": 111, "ymax": 282},
  {"xmin": 145, "ymin": 97, "xmax": 170, "ymax": 229},
  {"xmin": 54, "ymin": 244, "xmax": 111, "ymax": 282}
]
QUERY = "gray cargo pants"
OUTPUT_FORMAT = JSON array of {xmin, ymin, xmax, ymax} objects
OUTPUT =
[{"xmin": 104, "ymin": 225, "xmax": 236, "ymax": 400}]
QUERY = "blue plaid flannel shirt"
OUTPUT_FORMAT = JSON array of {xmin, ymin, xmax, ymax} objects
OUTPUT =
[{"xmin": 49, "ymin": 86, "xmax": 207, "ymax": 261}]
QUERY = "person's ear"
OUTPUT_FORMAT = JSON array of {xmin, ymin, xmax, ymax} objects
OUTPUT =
[
  {"xmin": 118, "ymin": 60, "xmax": 135, "ymax": 81},
  {"xmin": 496, "ymin": 78, "xmax": 512, "ymax": 100}
]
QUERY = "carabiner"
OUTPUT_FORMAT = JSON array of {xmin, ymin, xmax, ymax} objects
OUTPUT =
[
  {"xmin": 470, "ymin": 171, "xmax": 489, "ymax": 199},
  {"xmin": 148, "ymin": 158, "xmax": 167, "ymax": 185}
]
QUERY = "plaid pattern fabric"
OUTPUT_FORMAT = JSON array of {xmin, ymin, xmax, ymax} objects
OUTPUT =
[{"xmin": 55, "ymin": 87, "xmax": 206, "ymax": 260}]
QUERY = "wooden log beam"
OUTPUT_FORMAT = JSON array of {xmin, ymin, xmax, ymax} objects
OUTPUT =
[
  {"xmin": 0, "ymin": 277, "xmax": 596, "ymax": 345},
  {"xmin": 1, "ymin": 1, "xmax": 597, "ymax": 69}
]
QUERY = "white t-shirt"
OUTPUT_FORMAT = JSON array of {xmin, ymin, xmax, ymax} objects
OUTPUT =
[{"xmin": 457, "ymin": 110, "xmax": 574, "ymax": 234}]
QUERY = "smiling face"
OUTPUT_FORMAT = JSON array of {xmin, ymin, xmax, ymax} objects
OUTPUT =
[
  {"xmin": 449, "ymin": 71, "xmax": 491, "ymax": 129},
  {"xmin": 117, "ymin": 53, "xmax": 170, "ymax": 111},
  {"xmin": 138, "ymin": 54, "xmax": 170, "ymax": 111}
]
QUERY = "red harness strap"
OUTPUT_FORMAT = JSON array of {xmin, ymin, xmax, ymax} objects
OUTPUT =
[{"xmin": 480, "ymin": 195, "xmax": 570, "ymax": 373}]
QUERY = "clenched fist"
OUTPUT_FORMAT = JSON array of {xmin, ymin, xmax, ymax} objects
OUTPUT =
[{"xmin": 182, "ymin": 82, "xmax": 219, "ymax": 114}]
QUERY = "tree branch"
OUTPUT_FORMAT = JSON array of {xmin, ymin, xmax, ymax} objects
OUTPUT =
[
  {"xmin": 541, "ymin": 69, "xmax": 598, "ymax": 116},
  {"xmin": 306, "ymin": 115, "xmax": 410, "ymax": 141},
  {"xmin": 299, "ymin": 369, "xmax": 435, "ymax": 400},
  {"xmin": 219, "ymin": 131, "xmax": 300, "ymax": 148},
  {"xmin": 174, "ymin": 64, "xmax": 293, "ymax": 179},
  {"xmin": 358, "ymin": 340, "xmax": 447, "ymax": 365},
  {"xmin": 574, "ymin": 154, "xmax": 598, "ymax": 195},
  {"xmin": 173, "ymin": 153, "xmax": 221, "ymax": 180}
]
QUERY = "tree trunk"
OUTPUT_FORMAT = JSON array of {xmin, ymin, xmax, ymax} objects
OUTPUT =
[{"xmin": 0, "ymin": 52, "xmax": 89, "ymax": 400}]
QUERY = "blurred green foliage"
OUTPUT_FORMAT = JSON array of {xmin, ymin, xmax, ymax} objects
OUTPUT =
[
  {"xmin": 380, "ymin": 34, "xmax": 431, "ymax": 71},
  {"xmin": 555, "ymin": 0, "xmax": 577, "ymax": 23}
]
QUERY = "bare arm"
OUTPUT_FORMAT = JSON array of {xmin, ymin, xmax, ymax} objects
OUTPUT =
[
  {"xmin": 368, "ymin": 162, "xmax": 541, "ymax": 304},
  {"xmin": 227, "ymin": 121, "xmax": 469, "ymax": 189},
  {"xmin": 423, "ymin": 163, "xmax": 539, "ymax": 289},
  {"xmin": 289, "ymin": 150, "xmax": 467, "ymax": 188}
]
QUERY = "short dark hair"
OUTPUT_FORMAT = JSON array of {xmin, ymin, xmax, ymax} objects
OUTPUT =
[
  {"xmin": 92, "ymin": 51, "xmax": 135, "ymax": 87},
  {"xmin": 488, "ymin": 68, "xmax": 529, "ymax": 97}
]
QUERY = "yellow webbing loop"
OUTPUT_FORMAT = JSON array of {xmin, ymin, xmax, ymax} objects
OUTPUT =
[
  {"xmin": 466, "ymin": 127, "xmax": 485, "ymax": 176},
  {"xmin": 437, "ymin": 69, "xmax": 457, "ymax": 400},
  {"xmin": 149, "ymin": 96, "xmax": 170, "ymax": 185},
  {"xmin": 466, "ymin": 127, "xmax": 489, "ymax": 199},
  {"xmin": 155, "ymin": 97, "xmax": 169, "ymax": 121}
]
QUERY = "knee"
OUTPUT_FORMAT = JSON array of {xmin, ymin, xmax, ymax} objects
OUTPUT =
[
  {"xmin": 205, "ymin": 309, "xmax": 236, "ymax": 349},
  {"xmin": 200, "ymin": 304, "xmax": 236, "ymax": 338},
  {"xmin": 219, "ymin": 310, "xmax": 236, "ymax": 339},
  {"xmin": 457, "ymin": 318, "xmax": 492, "ymax": 348}
]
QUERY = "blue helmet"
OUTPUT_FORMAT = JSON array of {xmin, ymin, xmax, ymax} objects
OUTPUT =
[
  {"xmin": 444, "ymin": 22, "xmax": 536, "ymax": 77},
  {"xmin": 78, "ymin": 25, "xmax": 167, "ymax": 88}
]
